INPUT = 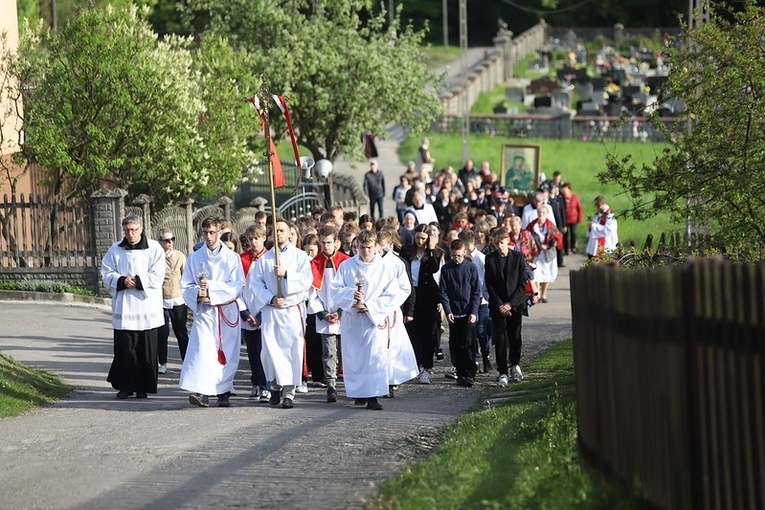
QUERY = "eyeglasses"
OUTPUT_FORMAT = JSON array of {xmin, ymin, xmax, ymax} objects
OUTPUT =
[
  {"xmin": 160, "ymin": 237, "xmax": 175, "ymax": 243},
  {"xmin": 123, "ymin": 227, "xmax": 141, "ymax": 233}
]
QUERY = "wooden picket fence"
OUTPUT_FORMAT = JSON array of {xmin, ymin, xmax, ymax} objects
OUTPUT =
[{"xmin": 571, "ymin": 259, "xmax": 765, "ymax": 509}]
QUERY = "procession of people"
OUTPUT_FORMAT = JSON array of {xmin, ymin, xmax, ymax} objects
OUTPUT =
[{"xmin": 101, "ymin": 154, "xmax": 610, "ymax": 410}]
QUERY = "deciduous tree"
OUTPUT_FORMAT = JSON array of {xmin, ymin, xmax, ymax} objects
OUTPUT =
[
  {"xmin": 19, "ymin": 5, "xmax": 253, "ymax": 206},
  {"xmin": 187, "ymin": 0, "xmax": 443, "ymax": 162},
  {"xmin": 601, "ymin": 1, "xmax": 765, "ymax": 249}
]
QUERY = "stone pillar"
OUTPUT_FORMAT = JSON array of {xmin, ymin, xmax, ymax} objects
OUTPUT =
[
  {"xmin": 493, "ymin": 29, "xmax": 513, "ymax": 81},
  {"xmin": 132, "ymin": 193, "xmax": 153, "ymax": 239},
  {"xmin": 91, "ymin": 187, "xmax": 128, "ymax": 296},
  {"xmin": 181, "ymin": 197, "xmax": 195, "ymax": 255},
  {"xmin": 216, "ymin": 196, "xmax": 233, "ymax": 219}
]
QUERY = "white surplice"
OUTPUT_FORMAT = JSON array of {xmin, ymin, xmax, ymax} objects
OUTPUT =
[
  {"xmin": 179, "ymin": 243, "xmax": 244, "ymax": 396},
  {"xmin": 101, "ymin": 239, "xmax": 165, "ymax": 331},
  {"xmin": 245, "ymin": 244, "xmax": 312, "ymax": 388},
  {"xmin": 331, "ymin": 253, "xmax": 412, "ymax": 398},
  {"xmin": 380, "ymin": 251, "xmax": 419, "ymax": 385}
]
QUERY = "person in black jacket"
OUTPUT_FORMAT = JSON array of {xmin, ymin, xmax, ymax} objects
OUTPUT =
[
  {"xmin": 400, "ymin": 223, "xmax": 444, "ymax": 384},
  {"xmin": 547, "ymin": 183, "xmax": 566, "ymax": 267},
  {"xmin": 439, "ymin": 239, "xmax": 480, "ymax": 387},
  {"xmin": 363, "ymin": 159, "xmax": 386, "ymax": 220},
  {"xmin": 485, "ymin": 226, "xmax": 528, "ymax": 387}
]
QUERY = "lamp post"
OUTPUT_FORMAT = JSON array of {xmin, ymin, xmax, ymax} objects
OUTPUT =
[{"xmin": 315, "ymin": 159, "xmax": 334, "ymax": 209}]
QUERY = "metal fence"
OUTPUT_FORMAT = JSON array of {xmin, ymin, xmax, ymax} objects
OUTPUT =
[
  {"xmin": 439, "ymin": 114, "xmax": 683, "ymax": 142},
  {"xmin": 571, "ymin": 259, "xmax": 765, "ymax": 509}
]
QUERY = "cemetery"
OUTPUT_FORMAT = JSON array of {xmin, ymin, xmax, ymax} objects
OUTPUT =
[{"xmin": 443, "ymin": 25, "xmax": 685, "ymax": 142}]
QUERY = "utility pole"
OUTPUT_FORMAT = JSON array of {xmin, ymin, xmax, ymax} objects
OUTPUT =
[
  {"xmin": 459, "ymin": 0, "xmax": 469, "ymax": 163},
  {"xmin": 442, "ymin": 0, "xmax": 448, "ymax": 47},
  {"xmin": 685, "ymin": 0, "xmax": 709, "ymax": 243},
  {"xmin": 389, "ymin": 0, "xmax": 394, "ymax": 28}
]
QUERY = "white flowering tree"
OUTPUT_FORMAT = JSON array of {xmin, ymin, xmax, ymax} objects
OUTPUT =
[
  {"xmin": 187, "ymin": 0, "xmax": 443, "ymax": 162},
  {"xmin": 20, "ymin": 5, "xmax": 254, "ymax": 206}
]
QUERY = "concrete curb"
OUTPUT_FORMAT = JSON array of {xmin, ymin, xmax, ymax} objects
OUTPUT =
[{"xmin": 0, "ymin": 290, "xmax": 112, "ymax": 309}]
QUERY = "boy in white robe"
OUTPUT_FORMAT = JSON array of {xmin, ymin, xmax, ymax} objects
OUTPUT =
[
  {"xmin": 179, "ymin": 217, "xmax": 245, "ymax": 408},
  {"xmin": 245, "ymin": 219, "xmax": 313, "ymax": 409},
  {"xmin": 377, "ymin": 227, "xmax": 419, "ymax": 396},
  {"xmin": 331, "ymin": 230, "xmax": 412, "ymax": 411}
]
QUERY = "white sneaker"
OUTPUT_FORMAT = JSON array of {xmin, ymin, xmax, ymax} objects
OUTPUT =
[
  {"xmin": 417, "ymin": 370, "xmax": 431, "ymax": 384},
  {"xmin": 158, "ymin": 364, "xmax": 167, "ymax": 374},
  {"xmin": 258, "ymin": 389, "xmax": 271, "ymax": 403},
  {"xmin": 510, "ymin": 365, "xmax": 524, "ymax": 382},
  {"xmin": 497, "ymin": 374, "xmax": 509, "ymax": 387},
  {"xmin": 295, "ymin": 382, "xmax": 309, "ymax": 393}
]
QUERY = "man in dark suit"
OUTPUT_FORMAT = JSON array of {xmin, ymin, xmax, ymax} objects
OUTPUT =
[{"xmin": 484, "ymin": 226, "xmax": 529, "ymax": 387}]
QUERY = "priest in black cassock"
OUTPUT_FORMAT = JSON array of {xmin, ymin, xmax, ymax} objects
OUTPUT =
[{"xmin": 101, "ymin": 215, "xmax": 165, "ymax": 399}]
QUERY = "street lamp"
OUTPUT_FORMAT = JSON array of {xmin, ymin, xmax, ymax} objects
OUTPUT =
[{"xmin": 315, "ymin": 159, "xmax": 333, "ymax": 209}]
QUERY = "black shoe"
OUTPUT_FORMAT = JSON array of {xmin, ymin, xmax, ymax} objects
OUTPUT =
[
  {"xmin": 189, "ymin": 393, "xmax": 209, "ymax": 407},
  {"xmin": 135, "ymin": 393, "xmax": 148, "ymax": 399},
  {"xmin": 436, "ymin": 349, "xmax": 445, "ymax": 361},
  {"xmin": 464, "ymin": 377, "xmax": 475, "ymax": 387},
  {"xmin": 455, "ymin": 377, "xmax": 466, "ymax": 386},
  {"xmin": 326, "ymin": 387, "xmax": 338, "ymax": 403},
  {"xmin": 116, "ymin": 390, "xmax": 133, "ymax": 399},
  {"xmin": 445, "ymin": 367, "xmax": 458, "ymax": 380},
  {"xmin": 354, "ymin": 398, "xmax": 367, "ymax": 406},
  {"xmin": 382, "ymin": 385, "xmax": 395, "ymax": 398},
  {"xmin": 217, "ymin": 394, "xmax": 230, "ymax": 408},
  {"xmin": 281, "ymin": 397, "xmax": 294, "ymax": 409},
  {"xmin": 269, "ymin": 390, "xmax": 282, "ymax": 406},
  {"xmin": 366, "ymin": 397, "xmax": 383, "ymax": 411}
]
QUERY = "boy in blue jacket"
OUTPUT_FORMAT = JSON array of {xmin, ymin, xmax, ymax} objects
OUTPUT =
[{"xmin": 438, "ymin": 239, "xmax": 481, "ymax": 387}]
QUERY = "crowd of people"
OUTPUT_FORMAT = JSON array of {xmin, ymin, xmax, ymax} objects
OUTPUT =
[{"xmin": 99, "ymin": 157, "xmax": 618, "ymax": 410}]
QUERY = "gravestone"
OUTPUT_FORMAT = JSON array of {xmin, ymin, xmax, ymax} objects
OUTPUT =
[
  {"xmin": 579, "ymin": 102, "xmax": 599, "ymax": 116},
  {"xmin": 646, "ymin": 75, "xmax": 668, "ymax": 95},
  {"xmin": 610, "ymin": 69, "xmax": 627, "ymax": 84},
  {"xmin": 574, "ymin": 82, "xmax": 594, "ymax": 101},
  {"xmin": 505, "ymin": 87, "xmax": 525, "ymax": 103},
  {"xmin": 592, "ymin": 77, "xmax": 607, "ymax": 90},
  {"xmin": 552, "ymin": 90, "xmax": 570, "ymax": 108},
  {"xmin": 561, "ymin": 30, "xmax": 578, "ymax": 50},
  {"xmin": 663, "ymin": 98, "xmax": 685, "ymax": 114},
  {"xmin": 605, "ymin": 100, "xmax": 623, "ymax": 116},
  {"xmin": 534, "ymin": 96, "xmax": 553, "ymax": 108}
]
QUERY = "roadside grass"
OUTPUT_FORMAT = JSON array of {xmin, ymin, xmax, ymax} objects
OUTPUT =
[
  {"xmin": 371, "ymin": 340, "xmax": 648, "ymax": 509},
  {"xmin": 398, "ymin": 134, "xmax": 678, "ymax": 247},
  {"xmin": 421, "ymin": 45, "xmax": 462, "ymax": 69},
  {"xmin": 0, "ymin": 353, "xmax": 70, "ymax": 418}
]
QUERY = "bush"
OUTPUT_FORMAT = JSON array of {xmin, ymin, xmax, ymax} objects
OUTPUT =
[{"xmin": 0, "ymin": 279, "xmax": 95, "ymax": 296}]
